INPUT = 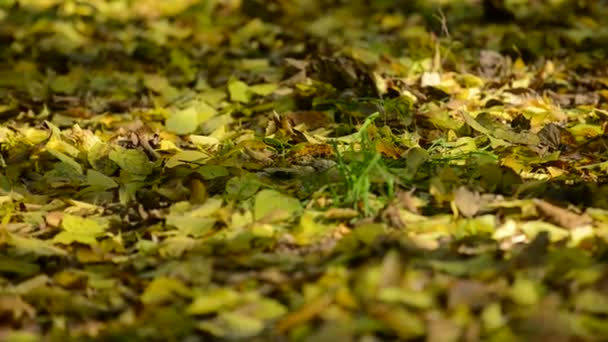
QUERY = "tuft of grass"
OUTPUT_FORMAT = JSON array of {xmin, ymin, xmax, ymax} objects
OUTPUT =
[{"xmin": 330, "ymin": 112, "xmax": 396, "ymax": 216}]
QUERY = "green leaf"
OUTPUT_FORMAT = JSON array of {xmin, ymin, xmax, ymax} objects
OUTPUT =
[
  {"xmin": 292, "ymin": 211, "xmax": 327, "ymax": 245},
  {"xmin": 249, "ymin": 83, "xmax": 278, "ymax": 96},
  {"xmin": 6, "ymin": 233, "xmax": 67, "ymax": 257},
  {"xmin": 86, "ymin": 169, "xmax": 117, "ymax": 189},
  {"xmin": 219, "ymin": 312, "xmax": 265, "ymax": 338},
  {"xmin": 198, "ymin": 312, "xmax": 264, "ymax": 339},
  {"xmin": 404, "ymin": 147, "xmax": 428, "ymax": 178},
  {"xmin": 50, "ymin": 74, "xmax": 79, "ymax": 95},
  {"xmin": 3, "ymin": 331, "xmax": 40, "ymax": 342},
  {"xmin": 166, "ymin": 216, "xmax": 215, "ymax": 237},
  {"xmin": 377, "ymin": 287, "xmax": 434, "ymax": 309},
  {"xmin": 481, "ymin": 302, "xmax": 506, "ymax": 332},
  {"xmin": 109, "ymin": 147, "xmax": 153, "ymax": 176},
  {"xmin": 520, "ymin": 221, "xmax": 569, "ymax": 241},
  {"xmin": 574, "ymin": 290, "xmax": 608, "ymax": 314},
  {"xmin": 225, "ymin": 173, "xmax": 260, "ymax": 201},
  {"xmin": 52, "ymin": 231, "xmax": 98, "ymax": 245},
  {"xmin": 87, "ymin": 142, "xmax": 118, "ymax": 175},
  {"xmin": 0, "ymin": 255, "xmax": 40, "ymax": 276},
  {"xmin": 254, "ymin": 189, "xmax": 302, "ymax": 221},
  {"xmin": 249, "ymin": 298, "xmax": 287, "ymax": 320},
  {"xmin": 143, "ymin": 73, "xmax": 179, "ymax": 101},
  {"xmin": 46, "ymin": 148, "xmax": 83, "ymax": 175},
  {"xmin": 52, "ymin": 214, "xmax": 107, "ymax": 246},
  {"xmin": 354, "ymin": 223, "xmax": 385, "ymax": 245},
  {"xmin": 141, "ymin": 276, "xmax": 191, "ymax": 305},
  {"xmin": 197, "ymin": 165, "xmax": 229, "ymax": 179},
  {"xmin": 509, "ymin": 276, "xmax": 539, "ymax": 306},
  {"xmin": 187, "ymin": 288, "xmax": 241, "ymax": 315},
  {"xmin": 165, "ymin": 150, "xmax": 208, "ymax": 168},
  {"xmin": 166, "ymin": 106, "xmax": 198, "ymax": 135},
  {"xmin": 61, "ymin": 214, "xmax": 106, "ymax": 235},
  {"xmin": 375, "ymin": 306, "xmax": 425, "ymax": 339},
  {"xmin": 166, "ymin": 198, "xmax": 223, "ymax": 236},
  {"xmin": 228, "ymin": 79, "xmax": 251, "ymax": 103},
  {"xmin": 166, "ymin": 101, "xmax": 216, "ymax": 135},
  {"xmin": 430, "ymin": 255, "xmax": 495, "ymax": 277}
]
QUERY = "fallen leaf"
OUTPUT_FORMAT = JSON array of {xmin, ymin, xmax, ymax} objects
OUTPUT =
[
  {"xmin": 454, "ymin": 186, "xmax": 481, "ymax": 218},
  {"xmin": 533, "ymin": 199, "xmax": 592, "ymax": 229}
]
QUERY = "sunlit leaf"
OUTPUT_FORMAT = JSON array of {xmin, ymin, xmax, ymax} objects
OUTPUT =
[
  {"xmin": 187, "ymin": 288, "xmax": 241, "ymax": 315},
  {"xmin": 228, "ymin": 79, "xmax": 251, "ymax": 103},
  {"xmin": 52, "ymin": 214, "xmax": 107, "ymax": 246},
  {"xmin": 141, "ymin": 276, "xmax": 191, "ymax": 305}
]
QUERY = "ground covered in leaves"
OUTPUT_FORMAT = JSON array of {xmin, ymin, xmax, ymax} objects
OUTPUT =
[{"xmin": 3, "ymin": 0, "xmax": 608, "ymax": 341}]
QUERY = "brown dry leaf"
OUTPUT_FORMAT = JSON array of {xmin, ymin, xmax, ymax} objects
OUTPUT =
[
  {"xmin": 381, "ymin": 204, "xmax": 405, "ymax": 228},
  {"xmin": 287, "ymin": 143, "xmax": 334, "ymax": 165},
  {"xmin": 283, "ymin": 111, "xmax": 332, "ymax": 131},
  {"xmin": 308, "ymin": 54, "xmax": 379, "ymax": 97},
  {"xmin": 323, "ymin": 207, "xmax": 359, "ymax": 220},
  {"xmin": 478, "ymin": 50, "xmax": 506, "ymax": 78},
  {"xmin": 396, "ymin": 189, "xmax": 425, "ymax": 214},
  {"xmin": 454, "ymin": 186, "xmax": 481, "ymax": 218},
  {"xmin": 547, "ymin": 90, "xmax": 599, "ymax": 107},
  {"xmin": 538, "ymin": 123, "xmax": 577, "ymax": 152},
  {"xmin": 447, "ymin": 280, "xmax": 493, "ymax": 310},
  {"xmin": 533, "ymin": 199, "xmax": 592, "ymax": 229},
  {"xmin": 0, "ymin": 294, "xmax": 36, "ymax": 323},
  {"xmin": 45, "ymin": 211, "xmax": 64, "ymax": 228},
  {"xmin": 282, "ymin": 58, "xmax": 309, "ymax": 85},
  {"xmin": 375, "ymin": 140, "xmax": 403, "ymax": 159},
  {"xmin": 426, "ymin": 312, "xmax": 462, "ymax": 342}
]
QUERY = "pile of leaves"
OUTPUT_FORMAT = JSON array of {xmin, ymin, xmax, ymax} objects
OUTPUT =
[{"xmin": 2, "ymin": 0, "xmax": 608, "ymax": 341}]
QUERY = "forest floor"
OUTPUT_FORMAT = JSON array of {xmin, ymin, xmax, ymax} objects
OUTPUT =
[{"xmin": 2, "ymin": 1, "xmax": 608, "ymax": 341}]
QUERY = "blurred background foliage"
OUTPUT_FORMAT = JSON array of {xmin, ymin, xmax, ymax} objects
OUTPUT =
[{"xmin": 2, "ymin": 0, "xmax": 608, "ymax": 54}]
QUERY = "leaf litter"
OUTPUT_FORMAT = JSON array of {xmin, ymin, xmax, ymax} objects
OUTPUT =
[{"xmin": 2, "ymin": 0, "xmax": 608, "ymax": 341}]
